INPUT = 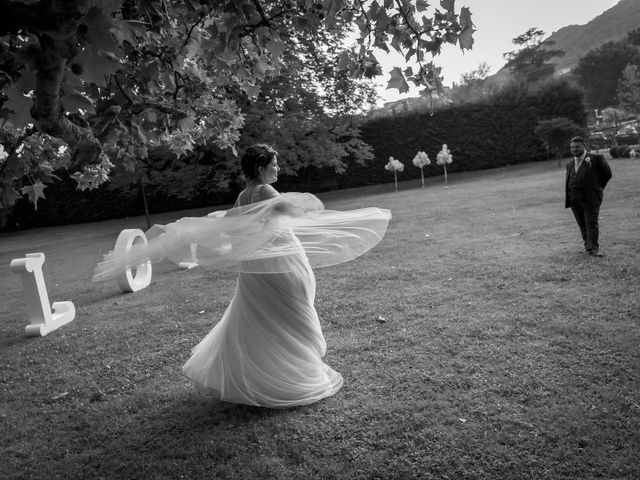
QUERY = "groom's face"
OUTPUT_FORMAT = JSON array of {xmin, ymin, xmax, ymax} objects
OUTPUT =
[{"xmin": 570, "ymin": 141, "xmax": 585, "ymax": 157}]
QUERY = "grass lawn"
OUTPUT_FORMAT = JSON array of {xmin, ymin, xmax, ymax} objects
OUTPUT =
[{"xmin": 1, "ymin": 157, "xmax": 639, "ymax": 480}]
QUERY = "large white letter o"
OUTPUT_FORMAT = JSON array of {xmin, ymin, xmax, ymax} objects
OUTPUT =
[{"xmin": 114, "ymin": 229, "xmax": 152, "ymax": 292}]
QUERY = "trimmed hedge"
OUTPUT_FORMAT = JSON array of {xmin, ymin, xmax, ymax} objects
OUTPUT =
[
  {"xmin": 610, "ymin": 145, "xmax": 639, "ymax": 158},
  {"xmin": 342, "ymin": 79, "xmax": 588, "ymax": 187},
  {"xmin": 2, "ymin": 175, "xmax": 239, "ymax": 231}
]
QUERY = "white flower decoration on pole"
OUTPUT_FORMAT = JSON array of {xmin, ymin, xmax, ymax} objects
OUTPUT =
[
  {"xmin": 412, "ymin": 151, "xmax": 431, "ymax": 188},
  {"xmin": 0, "ymin": 144, "xmax": 8, "ymax": 163},
  {"xmin": 436, "ymin": 144, "xmax": 453, "ymax": 185},
  {"xmin": 384, "ymin": 156, "xmax": 404, "ymax": 192}
]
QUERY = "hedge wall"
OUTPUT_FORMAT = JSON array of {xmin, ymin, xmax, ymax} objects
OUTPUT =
[
  {"xmin": 1, "ymin": 79, "xmax": 587, "ymax": 231},
  {"xmin": 1, "ymin": 175, "xmax": 239, "ymax": 231},
  {"xmin": 329, "ymin": 79, "xmax": 588, "ymax": 189}
]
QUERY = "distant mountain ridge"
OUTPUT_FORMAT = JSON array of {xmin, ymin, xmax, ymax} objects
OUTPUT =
[
  {"xmin": 495, "ymin": 0, "xmax": 640, "ymax": 78},
  {"xmin": 547, "ymin": 0, "xmax": 640, "ymax": 73}
]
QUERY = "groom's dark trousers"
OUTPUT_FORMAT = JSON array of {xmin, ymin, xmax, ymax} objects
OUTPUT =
[{"xmin": 565, "ymin": 153, "xmax": 612, "ymax": 252}]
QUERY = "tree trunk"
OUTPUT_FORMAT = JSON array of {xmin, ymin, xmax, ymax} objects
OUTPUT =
[
  {"xmin": 33, "ymin": 33, "xmax": 102, "ymax": 168},
  {"xmin": 140, "ymin": 180, "xmax": 151, "ymax": 230}
]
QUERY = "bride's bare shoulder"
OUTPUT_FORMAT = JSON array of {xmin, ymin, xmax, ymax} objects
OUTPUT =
[{"xmin": 258, "ymin": 184, "xmax": 280, "ymax": 201}]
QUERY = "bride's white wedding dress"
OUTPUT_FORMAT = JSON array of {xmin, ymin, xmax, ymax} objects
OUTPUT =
[
  {"xmin": 93, "ymin": 185, "xmax": 390, "ymax": 407},
  {"xmin": 183, "ymin": 186, "xmax": 343, "ymax": 407}
]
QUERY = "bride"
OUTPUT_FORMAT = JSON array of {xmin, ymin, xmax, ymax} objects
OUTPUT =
[{"xmin": 94, "ymin": 144, "xmax": 391, "ymax": 408}]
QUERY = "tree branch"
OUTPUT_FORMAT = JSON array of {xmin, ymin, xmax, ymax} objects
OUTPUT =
[
  {"xmin": 114, "ymin": 75, "xmax": 133, "ymax": 104},
  {"xmin": 394, "ymin": 0, "xmax": 422, "ymax": 39},
  {"xmin": 251, "ymin": 0, "xmax": 270, "ymax": 26},
  {"xmin": 182, "ymin": 15, "xmax": 203, "ymax": 51},
  {"xmin": 129, "ymin": 102, "xmax": 188, "ymax": 118},
  {"xmin": 356, "ymin": 1, "xmax": 373, "ymax": 48}
]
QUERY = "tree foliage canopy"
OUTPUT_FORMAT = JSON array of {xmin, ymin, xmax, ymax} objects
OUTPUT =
[
  {"xmin": 108, "ymin": 16, "xmax": 379, "ymax": 205},
  {"xmin": 0, "ymin": 0, "xmax": 474, "ymax": 218},
  {"xmin": 617, "ymin": 64, "xmax": 640, "ymax": 114},
  {"xmin": 572, "ymin": 28, "xmax": 640, "ymax": 110},
  {"xmin": 503, "ymin": 27, "xmax": 564, "ymax": 84},
  {"xmin": 448, "ymin": 61, "xmax": 493, "ymax": 104},
  {"xmin": 534, "ymin": 117, "xmax": 582, "ymax": 161}
]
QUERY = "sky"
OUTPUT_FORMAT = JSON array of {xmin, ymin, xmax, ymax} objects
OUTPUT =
[{"xmin": 373, "ymin": 0, "xmax": 621, "ymax": 105}]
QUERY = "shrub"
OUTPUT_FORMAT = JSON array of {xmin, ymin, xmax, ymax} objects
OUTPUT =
[{"xmin": 610, "ymin": 146, "xmax": 621, "ymax": 158}]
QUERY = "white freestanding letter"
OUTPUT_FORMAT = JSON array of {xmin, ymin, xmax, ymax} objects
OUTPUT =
[
  {"xmin": 178, "ymin": 243, "xmax": 199, "ymax": 270},
  {"xmin": 10, "ymin": 252, "xmax": 75, "ymax": 337},
  {"xmin": 114, "ymin": 229, "xmax": 152, "ymax": 292}
]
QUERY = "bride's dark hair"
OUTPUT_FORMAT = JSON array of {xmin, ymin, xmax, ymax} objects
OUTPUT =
[{"xmin": 241, "ymin": 144, "xmax": 278, "ymax": 180}]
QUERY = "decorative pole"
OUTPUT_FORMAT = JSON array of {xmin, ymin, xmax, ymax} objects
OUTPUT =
[
  {"xmin": 384, "ymin": 156, "xmax": 404, "ymax": 192},
  {"xmin": 412, "ymin": 151, "xmax": 431, "ymax": 188},
  {"xmin": 436, "ymin": 144, "xmax": 453, "ymax": 185}
]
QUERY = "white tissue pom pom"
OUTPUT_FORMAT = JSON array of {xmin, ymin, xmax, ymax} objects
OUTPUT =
[
  {"xmin": 436, "ymin": 145, "xmax": 452, "ymax": 165},
  {"xmin": 412, "ymin": 151, "xmax": 431, "ymax": 168},
  {"xmin": 385, "ymin": 157, "xmax": 405, "ymax": 172}
]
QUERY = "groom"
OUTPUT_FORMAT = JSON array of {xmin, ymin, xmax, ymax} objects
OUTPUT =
[{"xmin": 565, "ymin": 136, "xmax": 612, "ymax": 257}]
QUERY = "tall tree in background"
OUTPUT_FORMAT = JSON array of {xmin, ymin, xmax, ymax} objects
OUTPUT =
[
  {"xmin": 237, "ymin": 26, "xmax": 378, "ymax": 178},
  {"xmin": 503, "ymin": 27, "xmax": 564, "ymax": 84},
  {"xmin": 617, "ymin": 64, "xmax": 640, "ymax": 114},
  {"xmin": 534, "ymin": 117, "xmax": 582, "ymax": 166},
  {"xmin": 448, "ymin": 61, "xmax": 493, "ymax": 104},
  {"xmin": 0, "ymin": 0, "xmax": 475, "ymax": 221},
  {"xmin": 572, "ymin": 29, "xmax": 640, "ymax": 110}
]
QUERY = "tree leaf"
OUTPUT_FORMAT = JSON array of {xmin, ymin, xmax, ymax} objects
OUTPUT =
[
  {"xmin": 81, "ymin": 6, "xmax": 122, "ymax": 55},
  {"xmin": 131, "ymin": 120, "xmax": 148, "ymax": 143},
  {"xmin": 61, "ymin": 86, "xmax": 96, "ymax": 114},
  {"xmin": 440, "ymin": 0, "xmax": 455, "ymax": 13},
  {"xmin": 387, "ymin": 67, "xmax": 410, "ymax": 93},
  {"xmin": 4, "ymin": 92, "xmax": 34, "ymax": 129},
  {"xmin": 0, "ymin": 185, "xmax": 21, "ymax": 208},
  {"xmin": 3, "ymin": 69, "xmax": 37, "ymax": 128},
  {"xmin": 337, "ymin": 51, "xmax": 351, "ymax": 70},
  {"xmin": 114, "ymin": 20, "xmax": 144, "ymax": 45},
  {"xmin": 240, "ymin": 83, "xmax": 261, "ymax": 100},
  {"xmin": 390, "ymin": 33, "xmax": 402, "ymax": 53},
  {"xmin": 416, "ymin": 0, "xmax": 430, "ymax": 12},
  {"xmin": 254, "ymin": 54, "xmax": 274, "ymax": 76},
  {"xmin": 265, "ymin": 40, "xmax": 286, "ymax": 61},
  {"xmin": 404, "ymin": 47, "xmax": 417, "ymax": 62},
  {"xmin": 20, "ymin": 181, "xmax": 47, "ymax": 209},
  {"xmin": 458, "ymin": 8, "xmax": 475, "ymax": 50},
  {"xmin": 73, "ymin": 48, "xmax": 122, "ymax": 88},
  {"xmin": 177, "ymin": 115, "xmax": 195, "ymax": 132},
  {"xmin": 325, "ymin": 0, "xmax": 345, "ymax": 29}
]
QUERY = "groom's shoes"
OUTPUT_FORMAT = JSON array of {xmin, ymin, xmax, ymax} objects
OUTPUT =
[{"xmin": 589, "ymin": 249, "xmax": 604, "ymax": 257}]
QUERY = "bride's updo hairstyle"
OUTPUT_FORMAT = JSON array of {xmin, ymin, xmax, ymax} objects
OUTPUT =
[{"xmin": 241, "ymin": 144, "xmax": 278, "ymax": 180}]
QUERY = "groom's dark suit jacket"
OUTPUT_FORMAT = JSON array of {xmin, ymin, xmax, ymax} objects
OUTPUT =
[{"xmin": 565, "ymin": 153, "xmax": 612, "ymax": 208}]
